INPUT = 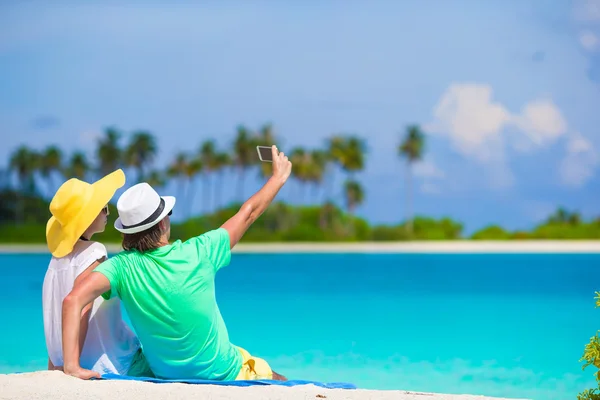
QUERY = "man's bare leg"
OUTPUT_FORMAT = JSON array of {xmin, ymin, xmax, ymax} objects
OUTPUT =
[{"xmin": 272, "ymin": 371, "xmax": 287, "ymax": 381}]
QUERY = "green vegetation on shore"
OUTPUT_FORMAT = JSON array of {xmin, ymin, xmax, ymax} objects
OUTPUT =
[
  {"xmin": 0, "ymin": 189, "xmax": 598, "ymax": 243},
  {"xmin": 1, "ymin": 125, "xmax": 599, "ymax": 242}
]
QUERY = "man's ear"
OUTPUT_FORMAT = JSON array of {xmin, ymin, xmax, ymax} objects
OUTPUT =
[{"xmin": 159, "ymin": 219, "xmax": 166, "ymax": 231}]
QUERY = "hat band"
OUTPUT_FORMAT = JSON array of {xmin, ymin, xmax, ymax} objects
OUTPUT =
[{"xmin": 121, "ymin": 198, "xmax": 166, "ymax": 230}]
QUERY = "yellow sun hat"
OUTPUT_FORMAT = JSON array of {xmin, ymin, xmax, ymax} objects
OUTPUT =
[{"xmin": 46, "ymin": 169, "xmax": 126, "ymax": 258}]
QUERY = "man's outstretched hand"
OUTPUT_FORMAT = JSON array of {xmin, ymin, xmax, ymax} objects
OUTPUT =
[
  {"xmin": 64, "ymin": 366, "xmax": 101, "ymax": 380},
  {"xmin": 221, "ymin": 144, "xmax": 293, "ymax": 249},
  {"xmin": 271, "ymin": 145, "xmax": 292, "ymax": 183}
]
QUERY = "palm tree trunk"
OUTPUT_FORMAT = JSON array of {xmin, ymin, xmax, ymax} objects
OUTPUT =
[
  {"xmin": 347, "ymin": 204, "xmax": 355, "ymax": 237},
  {"xmin": 51, "ymin": 174, "xmax": 59, "ymax": 199},
  {"xmin": 406, "ymin": 162, "xmax": 413, "ymax": 237},
  {"xmin": 213, "ymin": 172, "xmax": 223, "ymax": 211},
  {"xmin": 203, "ymin": 173, "xmax": 211, "ymax": 214},
  {"xmin": 178, "ymin": 176, "xmax": 186, "ymax": 209},
  {"xmin": 16, "ymin": 174, "xmax": 27, "ymax": 223},
  {"xmin": 237, "ymin": 168, "xmax": 245, "ymax": 201},
  {"xmin": 45, "ymin": 177, "xmax": 53, "ymax": 200},
  {"xmin": 138, "ymin": 166, "xmax": 144, "ymax": 185},
  {"xmin": 187, "ymin": 178, "xmax": 196, "ymax": 219},
  {"xmin": 322, "ymin": 166, "xmax": 335, "ymax": 203},
  {"xmin": 299, "ymin": 182, "xmax": 306, "ymax": 205},
  {"xmin": 16, "ymin": 191, "xmax": 24, "ymax": 224}
]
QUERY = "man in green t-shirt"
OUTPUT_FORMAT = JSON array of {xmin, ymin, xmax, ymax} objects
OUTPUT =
[{"xmin": 61, "ymin": 145, "xmax": 292, "ymax": 381}]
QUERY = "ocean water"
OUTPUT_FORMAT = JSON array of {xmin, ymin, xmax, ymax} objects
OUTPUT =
[{"xmin": 0, "ymin": 252, "xmax": 598, "ymax": 400}]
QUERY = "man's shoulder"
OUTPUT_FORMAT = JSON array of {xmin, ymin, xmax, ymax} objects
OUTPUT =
[
  {"xmin": 107, "ymin": 249, "xmax": 143, "ymax": 264},
  {"xmin": 96, "ymin": 249, "xmax": 135, "ymax": 270},
  {"xmin": 185, "ymin": 228, "xmax": 230, "ymax": 245}
]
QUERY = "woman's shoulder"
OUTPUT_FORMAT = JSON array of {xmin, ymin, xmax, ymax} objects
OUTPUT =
[{"xmin": 72, "ymin": 240, "xmax": 108, "ymax": 264}]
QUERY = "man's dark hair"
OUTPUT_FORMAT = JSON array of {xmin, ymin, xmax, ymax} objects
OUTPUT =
[{"xmin": 122, "ymin": 223, "xmax": 163, "ymax": 252}]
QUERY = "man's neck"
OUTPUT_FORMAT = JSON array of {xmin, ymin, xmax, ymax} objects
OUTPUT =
[{"xmin": 157, "ymin": 235, "xmax": 170, "ymax": 248}]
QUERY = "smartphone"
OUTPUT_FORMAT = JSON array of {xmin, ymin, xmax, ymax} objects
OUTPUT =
[{"xmin": 256, "ymin": 145, "xmax": 275, "ymax": 162}]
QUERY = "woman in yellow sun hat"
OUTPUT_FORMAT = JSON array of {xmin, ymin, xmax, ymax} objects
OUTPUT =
[{"xmin": 42, "ymin": 169, "xmax": 153, "ymax": 377}]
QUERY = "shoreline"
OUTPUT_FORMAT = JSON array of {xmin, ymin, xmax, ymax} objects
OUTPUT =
[
  {"xmin": 1, "ymin": 240, "xmax": 599, "ymax": 254},
  {"xmin": 0, "ymin": 371, "xmax": 529, "ymax": 400}
]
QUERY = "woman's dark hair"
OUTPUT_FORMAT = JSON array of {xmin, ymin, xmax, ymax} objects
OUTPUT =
[{"xmin": 122, "ymin": 223, "xmax": 163, "ymax": 252}]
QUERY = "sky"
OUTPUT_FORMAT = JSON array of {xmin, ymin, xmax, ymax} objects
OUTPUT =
[{"xmin": 1, "ymin": 0, "xmax": 599, "ymax": 234}]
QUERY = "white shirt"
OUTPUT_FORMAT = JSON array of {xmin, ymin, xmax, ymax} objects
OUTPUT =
[{"xmin": 42, "ymin": 240, "xmax": 140, "ymax": 375}]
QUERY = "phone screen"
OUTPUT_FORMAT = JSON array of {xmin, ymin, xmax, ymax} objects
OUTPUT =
[{"xmin": 257, "ymin": 146, "xmax": 274, "ymax": 162}]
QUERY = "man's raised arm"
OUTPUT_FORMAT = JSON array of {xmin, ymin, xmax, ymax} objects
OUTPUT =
[
  {"xmin": 61, "ymin": 272, "xmax": 112, "ymax": 380},
  {"xmin": 221, "ymin": 145, "xmax": 292, "ymax": 249}
]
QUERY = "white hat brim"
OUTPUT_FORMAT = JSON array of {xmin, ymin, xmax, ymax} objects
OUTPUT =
[{"xmin": 114, "ymin": 196, "xmax": 176, "ymax": 234}]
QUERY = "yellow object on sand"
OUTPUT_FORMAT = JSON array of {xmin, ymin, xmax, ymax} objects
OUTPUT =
[
  {"xmin": 46, "ymin": 169, "xmax": 126, "ymax": 258},
  {"xmin": 235, "ymin": 347, "xmax": 273, "ymax": 380}
]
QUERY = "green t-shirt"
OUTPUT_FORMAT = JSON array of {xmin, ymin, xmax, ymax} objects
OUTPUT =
[{"xmin": 94, "ymin": 228, "xmax": 242, "ymax": 380}]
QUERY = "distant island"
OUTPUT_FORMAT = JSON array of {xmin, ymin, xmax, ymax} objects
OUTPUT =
[{"xmin": 1, "ymin": 125, "xmax": 598, "ymax": 243}]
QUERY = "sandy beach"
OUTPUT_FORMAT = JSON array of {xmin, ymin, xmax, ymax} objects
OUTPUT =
[
  {"xmin": 0, "ymin": 371, "xmax": 529, "ymax": 400},
  {"xmin": 1, "ymin": 240, "xmax": 599, "ymax": 254}
]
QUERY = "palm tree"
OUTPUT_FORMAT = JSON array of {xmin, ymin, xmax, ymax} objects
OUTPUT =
[
  {"xmin": 324, "ymin": 135, "xmax": 366, "ymax": 202},
  {"xmin": 328, "ymin": 136, "xmax": 367, "ymax": 233},
  {"xmin": 40, "ymin": 146, "xmax": 63, "ymax": 197},
  {"xmin": 323, "ymin": 135, "xmax": 351, "ymax": 202},
  {"xmin": 167, "ymin": 152, "xmax": 189, "ymax": 209},
  {"xmin": 255, "ymin": 123, "xmax": 281, "ymax": 182},
  {"xmin": 125, "ymin": 131, "xmax": 157, "ymax": 184},
  {"xmin": 97, "ymin": 127, "xmax": 123, "ymax": 178},
  {"xmin": 146, "ymin": 170, "xmax": 166, "ymax": 190},
  {"xmin": 233, "ymin": 125, "xmax": 255, "ymax": 200},
  {"xmin": 307, "ymin": 150, "xmax": 327, "ymax": 202},
  {"xmin": 199, "ymin": 140, "xmax": 218, "ymax": 213},
  {"xmin": 344, "ymin": 179, "xmax": 365, "ymax": 237},
  {"xmin": 67, "ymin": 152, "xmax": 90, "ymax": 180},
  {"xmin": 344, "ymin": 179, "xmax": 365, "ymax": 215},
  {"xmin": 340, "ymin": 136, "xmax": 366, "ymax": 177},
  {"xmin": 257, "ymin": 123, "xmax": 276, "ymax": 144},
  {"xmin": 289, "ymin": 148, "xmax": 310, "ymax": 203},
  {"xmin": 184, "ymin": 158, "xmax": 203, "ymax": 218},
  {"xmin": 0, "ymin": 168, "xmax": 9, "ymax": 190},
  {"xmin": 548, "ymin": 207, "xmax": 569, "ymax": 224},
  {"xmin": 9, "ymin": 146, "xmax": 40, "ymax": 195},
  {"xmin": 9, "ymin": 146, "xmax": 40, "ymax": 223},
  {"xmin": 399, "ymin": 125, "xmax": 425, "ymax": 236},
  {"xmin": 569, "ymin": 212, "xmax": 582, "ymax": 225},
  {"xmin": 213, "ymin": 152, "xmax": 231, "ymax": 211}
]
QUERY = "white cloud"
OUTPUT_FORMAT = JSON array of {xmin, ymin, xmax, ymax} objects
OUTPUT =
[
  {"xmin": 425, "ymin": 84, "xmax": 510, "ymax": 163},
  {"xmin": 513, "ymin": 100, "xmax": 567, "ymax": 145},
  {"xmin": 425, "ymin": 83, "xmax": 569, "ymax": 188},
  {"xmin": 559, "ymin": 133, "xmax": 599, "ymax": 187},
  {"xmin": 580, "ymin": 31, "xmax": 599, "ymax": 51}
]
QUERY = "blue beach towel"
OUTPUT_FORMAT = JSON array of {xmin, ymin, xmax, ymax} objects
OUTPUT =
[{"xmin": 101, "ymin": 373, "xmax": 356, "ymax": 389}]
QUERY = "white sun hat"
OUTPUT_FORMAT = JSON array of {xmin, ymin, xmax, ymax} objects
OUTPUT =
[{"xmin": 114, "ymin": 182, "xmax": 176, "ymax": 234}]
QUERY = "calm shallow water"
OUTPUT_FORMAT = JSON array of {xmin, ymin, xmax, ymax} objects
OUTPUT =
[{"xmin": 0, "ymin": 252, "xmax": 598, "ymax": 399}]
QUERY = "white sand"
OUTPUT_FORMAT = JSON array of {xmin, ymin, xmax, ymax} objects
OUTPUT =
[
  {"xmin": 1, "ymin": 240, "xmax": 599, "ymax": 254},
  {"xmin": 0, "ymin": 371, "xmax": 529, "ymax": 400}
]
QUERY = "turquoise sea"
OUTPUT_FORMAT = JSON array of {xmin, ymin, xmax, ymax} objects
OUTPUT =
[{"xmin": 0, "ymin": 252, "xmax": 598, "ymax": 399}]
